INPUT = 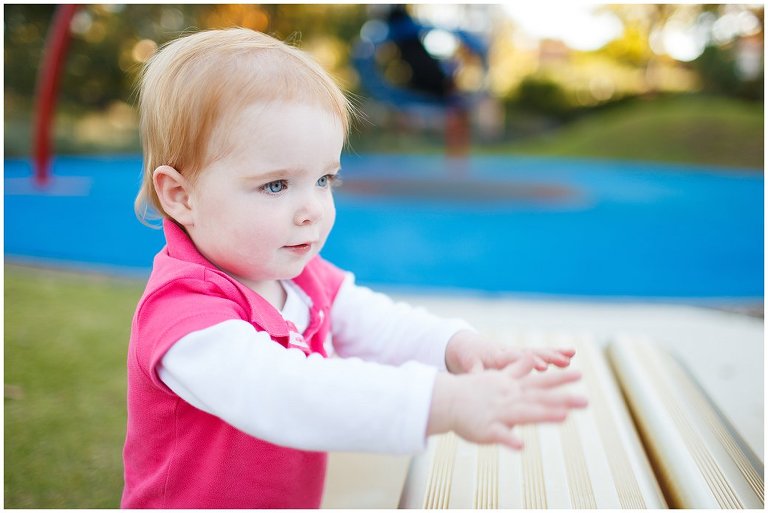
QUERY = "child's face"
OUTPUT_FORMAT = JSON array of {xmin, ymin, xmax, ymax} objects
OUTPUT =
[{"xmin": 184, "ymin": 101, "xmax": 343, "ymax": 294}]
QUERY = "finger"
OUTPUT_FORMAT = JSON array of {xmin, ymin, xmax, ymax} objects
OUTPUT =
[
  {"xmin": 532, "ymin": 354, "xmax": 548, "ymax": 371},
  {"xmin": 504, "ymin": 353, "xmax": 535, "ymax": 378},
  {"xmin": 525, "ymin": 389, "xmax": 589, "ymax": 409},
  {"xmin": 469, "ymin": 360, "xmax": 484, "ymax": 374},
  {"xmin": 455, "ymin": 353, "xmax": 474, "ymax": 373},
  {"xmin": 503, "ymin": 404, "xmax": 569, "ymax": 425},
  {"xmin": 552, "ymin": 348, "xmax": 576, "ymax": 367},
  {"xmin": 491, "ymin": 348, "xmax": 554, "ymax": 371},
  {"xmin": 534, "ymin": 348, "xmax": 573, "ymax": 367},
  {"xmin": 521, "ymin": 369, "xmax": 582, "ymax": 389},
  {"xmin": 488, "ymin": 423, "xmax": 524, "ymax": 450},
  {"xmin": 483, "ymin": 347, "xmax": 522, "ymax": 370},
  {"xmin": 453, "ymin": 352, "xmax": 482, "ymax": 374}
]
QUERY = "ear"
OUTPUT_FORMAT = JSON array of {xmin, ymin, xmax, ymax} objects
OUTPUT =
[{"xmin": 153, "ymin": 165, "xmax": 195, "ymax": 227}]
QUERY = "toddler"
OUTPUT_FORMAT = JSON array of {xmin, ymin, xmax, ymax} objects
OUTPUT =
[{"xmin": 122, "ymin": 28, "xmax": 587, "ymax": 509}]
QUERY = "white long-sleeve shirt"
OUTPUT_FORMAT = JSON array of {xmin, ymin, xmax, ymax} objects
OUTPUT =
[{"xmin": 158, "ymin": 273, "xmax": 472, "ymax": 453}]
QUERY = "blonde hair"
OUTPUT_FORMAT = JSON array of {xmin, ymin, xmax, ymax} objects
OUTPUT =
[{"xmin": 135, "ymin": 28, "xmax": 354, "ymax": 225}]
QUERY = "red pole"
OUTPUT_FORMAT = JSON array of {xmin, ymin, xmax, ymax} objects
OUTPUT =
[{"xmin": 32, "ymin": 4, "xmax": 78, "ymax": 187}]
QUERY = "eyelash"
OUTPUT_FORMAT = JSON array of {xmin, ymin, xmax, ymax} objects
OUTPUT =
[{"xmin": 260, "ymin": 173, "xmax": 341, "ymax": 194}]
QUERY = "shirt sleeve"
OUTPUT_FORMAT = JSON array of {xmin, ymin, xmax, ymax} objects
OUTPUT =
[
  {"xmin": 134, "ymin": 273, "xmax": 255, "ymax": 390},
  {"xmin": 330, "ymin": 273, "xmax": 475, "ymax": 371},
  {"xmin": 158, "ymin": 319, "xmax": 437, "ymax": 454}
]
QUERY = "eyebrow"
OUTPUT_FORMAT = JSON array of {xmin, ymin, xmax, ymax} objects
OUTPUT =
[
  {"xmin": 241, "ymin": 170, "xmax": 290, "ymax": 183},
  {"xmin": 241, "ymin": 162, "xmax": 341, "ymax": 183}
]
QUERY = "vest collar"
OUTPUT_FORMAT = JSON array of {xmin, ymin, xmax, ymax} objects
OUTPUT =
[{"xmin": 161, "ymin": 218, "xmax": 327, "ymax": 351}]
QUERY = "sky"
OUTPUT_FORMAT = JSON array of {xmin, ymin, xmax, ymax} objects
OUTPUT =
[
  {"xmin": 501, "ymin": 3, "xmax": 624, "ymax": 52},
  {"xmin": 415, "ymin": 3, "xmax": 762, "ymax": 62}
]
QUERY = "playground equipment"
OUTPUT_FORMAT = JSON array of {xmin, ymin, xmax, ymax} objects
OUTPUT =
[
  {"xmin": 32, "ymin": 4, "xmax": 78, "ymax": 187},
  {"xmin": 351, "ymin": 6, "xmax": 489, "ymax": 157},
  {"xmin": 31, "ymin": 5, "xmax": 489, "ymax": 182}
]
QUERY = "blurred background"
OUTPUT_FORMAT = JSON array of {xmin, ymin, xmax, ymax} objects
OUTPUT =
[
  {"xmin": 4, "ymin": 3, "xmax": 765, "ymax": 160},
  {"xmin": 4, "ymin": 3, "xmax": 764, "ymax": 508}
]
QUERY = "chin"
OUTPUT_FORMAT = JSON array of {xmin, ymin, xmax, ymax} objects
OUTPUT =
[{"xmin": 282, "ymin": 261, "xmax": 312, "ymax": 280}]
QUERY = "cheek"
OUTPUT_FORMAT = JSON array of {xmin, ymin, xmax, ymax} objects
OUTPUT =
[
  {"xmin": 197, "ymin": 199, "xmax": 266, "ymax": 249},
  {"xmin": 202, "ymin": 192, "xmax": 259, "ymax": 224},
  {"xmin": 191, "ymin": 186, "xmax": 228, "ymax": 223},
  {"xmin": 326, "ymin": 199, "xmax": 336, "ymax": 229}
]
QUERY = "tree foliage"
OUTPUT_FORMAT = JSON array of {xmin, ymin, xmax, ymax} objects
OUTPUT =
[{"xmin": 5, "ymin": 4, "xmax": 367, "ymax": 111}]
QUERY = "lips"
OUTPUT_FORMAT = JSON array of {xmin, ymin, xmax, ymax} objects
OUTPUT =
[
  {"xmin": 283, "ymin": 242, "xmax": 314, "ymax": 254},
  {"xmin": 285, "ymin": 241, "xmax": 314, "ymax": 248}
]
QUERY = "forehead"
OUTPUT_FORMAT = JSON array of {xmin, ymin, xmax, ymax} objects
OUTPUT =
[{"xmin": 208, "ymin": 101, "xmax": 345, "ymax": 168}]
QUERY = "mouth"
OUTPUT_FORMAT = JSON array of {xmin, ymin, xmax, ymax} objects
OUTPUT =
[{"xmin": 283, "ymin": 242, "xmax": 315, "ymax": 253}]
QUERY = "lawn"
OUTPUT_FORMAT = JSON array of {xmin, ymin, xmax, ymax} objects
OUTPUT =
[
  {"xmin": 500, "ymin": 94, "xmax": 764, "ymax": 169},
  {"xmin": 4, "ymin": 264, "xmax": 144, "ymax": 508},
  {"xmin": 346, "ymin": 94, "xmax": 763, "ymax": 170}
]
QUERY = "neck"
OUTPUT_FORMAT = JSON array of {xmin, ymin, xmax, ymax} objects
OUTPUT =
[{"xmin": 248, "ymin": 279, "xmax": 287, "ymax": 311}]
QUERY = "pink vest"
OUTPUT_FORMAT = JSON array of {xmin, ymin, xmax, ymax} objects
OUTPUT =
[{"xmin": 121, "ymin": 219, "xmax": 346, "ymax": 508}]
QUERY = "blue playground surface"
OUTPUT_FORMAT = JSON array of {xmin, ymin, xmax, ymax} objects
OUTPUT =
[{"xmin": 4, "ymin": 154, "xmax": 764, "ymax": 301}]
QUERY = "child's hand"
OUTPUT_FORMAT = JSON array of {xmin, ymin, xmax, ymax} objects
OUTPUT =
[
  {"xmin": 445, "ymin": 330, "xmax": 575, "ymax": 374},
  {"xmin": 428, "ymin": 354, "xmax": 587, "ymax": 450}
]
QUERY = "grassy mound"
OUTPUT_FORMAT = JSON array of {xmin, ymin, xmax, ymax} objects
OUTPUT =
[{"xmin": 503, "ymin": 95, "xmax": 763, "ymax": 170}]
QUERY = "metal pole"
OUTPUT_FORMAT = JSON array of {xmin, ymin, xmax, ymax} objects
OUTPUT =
[{"xmin": 32, "ymin": 4, "xmax": 78, "ymax": 187}]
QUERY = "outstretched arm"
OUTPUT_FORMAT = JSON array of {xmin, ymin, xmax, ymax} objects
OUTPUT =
[
  {"xmin": 159, "ymin": 319, "xmax": 438, "ymax": 453},
  {"xmin": 331, "ymin": 274, "xmax": 471, "ymax": 369},
  {"xmin": 160, "ymin": 321, "xmax": 586, "ymax": 454}
]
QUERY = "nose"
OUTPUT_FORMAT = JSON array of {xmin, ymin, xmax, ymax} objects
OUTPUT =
[{"xmin": 294, "ymin": 193, "xmax": 324, "ymax": 226}]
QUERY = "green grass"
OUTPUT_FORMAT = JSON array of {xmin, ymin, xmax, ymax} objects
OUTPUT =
[
  {"xmin": 4, "ymin": 264, "xmax": 144, "ymax": 508},
  {"xmin": 347, "ymin": 94, "xmax": 763, "ymax": 170},
  {"xmin": 499, "ymin": 95, "xmax": 764, "ymax": 169}
]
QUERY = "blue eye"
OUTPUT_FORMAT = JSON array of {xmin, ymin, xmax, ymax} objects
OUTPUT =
[
  {"xmin": 263, "ymin": 180, "xmax": 286, "ymax": 194},
  {"xmin": 318, "ymin": 174, "xmax": 341, "ymax": 188}
]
